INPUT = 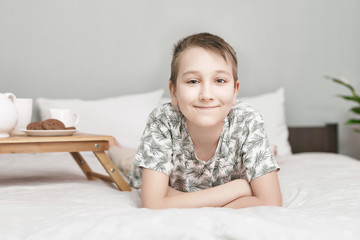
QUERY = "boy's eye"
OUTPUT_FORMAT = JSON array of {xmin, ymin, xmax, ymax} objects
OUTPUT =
[
  {"xmin": 215, "ymin": 78, "xmax": 226, "ymax": 83},
  {"xmin": 187, "ymin": 79, "xmax": 198, "ymax": 84}
]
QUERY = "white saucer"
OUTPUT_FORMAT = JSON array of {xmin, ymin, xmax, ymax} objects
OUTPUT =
[{"xmin": 23, "ymin": 129, "xmax": 77, "ymax": 137}]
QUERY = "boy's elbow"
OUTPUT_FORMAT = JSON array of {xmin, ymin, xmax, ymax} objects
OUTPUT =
[
  {"xmin": 142, "ymin": 199, "xmax": 168, "ymax": 209},
  {"xmin": 263, "ymin": 197, "xmax": 282, "ymax": 207},
  {"xmin": 142, "ymin": 203, "xmax": 163, "ymax": 209},
  {"xmin": 265, "ymin": 201, "xmax": 282, "ymax": 207}
]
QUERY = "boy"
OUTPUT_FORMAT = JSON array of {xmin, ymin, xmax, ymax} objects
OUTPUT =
[{"xmin": 128, "ymin": 32, "xmax": 281, "ymax": 209}]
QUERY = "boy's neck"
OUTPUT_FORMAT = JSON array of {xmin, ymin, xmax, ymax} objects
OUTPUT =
[{"xmin": 186, "ymin": 121, "xmax": 223, "ymax": 161}]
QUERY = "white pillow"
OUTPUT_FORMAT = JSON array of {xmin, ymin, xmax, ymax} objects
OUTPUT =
[
  {"xmin": 160, "ymin": 97, "xmax": 171, "ymax": 105},
  {"xmin": 239, "ymin": 88, "xmax": 292, "ymax": 156},
  {"xmin": 37, "ymin": 89, "xmax": 164, "ymax": 149}
]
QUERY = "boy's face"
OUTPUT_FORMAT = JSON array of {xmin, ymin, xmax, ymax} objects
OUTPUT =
[{"xmin": 169, "ymin": 47, "xmax": 239, "ymax": 129}]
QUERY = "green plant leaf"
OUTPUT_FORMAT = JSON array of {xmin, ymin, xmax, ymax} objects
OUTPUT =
[
  {"xmin": 346, "ymin": 119, "xmax": 360, "ymax": 125},
  {"xmin": 327, "ymin": 76, "xmax": 360, "ymax": 100},
  {"xmin": 351, "ymin": 107, "xmax": 360, "ymax": 114},
  {"xmin": 332, "ymin": 78, "xmax": 355, "ymax": 92},
  {"xmin": 339, "ymin": 95, "xmax": 360, "ymax": 104}
]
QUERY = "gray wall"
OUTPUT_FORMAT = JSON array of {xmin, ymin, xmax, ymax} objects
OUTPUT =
[{"xmin": 1, "ymin": 0, "xmax": 360, "ymax": 159}]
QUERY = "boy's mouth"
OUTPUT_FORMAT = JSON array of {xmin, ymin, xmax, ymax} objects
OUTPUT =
[{"xmin": 194, "ymin": 106, "xmax": 219, "ymax": 110}]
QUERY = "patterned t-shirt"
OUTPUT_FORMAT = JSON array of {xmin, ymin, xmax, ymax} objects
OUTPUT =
[{"xmin": 128, "ymin": 102, "xmax": 279, "ymax": 192}]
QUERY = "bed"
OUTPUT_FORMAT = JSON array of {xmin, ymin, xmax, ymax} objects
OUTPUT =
[{"xmin": 1, "ymin": 88, "xmax": 359, "ymax": 240}]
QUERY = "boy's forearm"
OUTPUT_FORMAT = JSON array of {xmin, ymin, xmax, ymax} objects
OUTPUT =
[
  {"xmin": 157, "ymin": 179, "xmax": 252, "ymax": 209},
  {"xmin": 222, "ymin": 196, "xmax": 264, "ymax": 208},
  {"xmin": 222, "ymin": 171, "xmax": 282, "ymax": 209},
  {"xmin": 223, "ymin": 195, "xmax": 282, "ymax": 209}
]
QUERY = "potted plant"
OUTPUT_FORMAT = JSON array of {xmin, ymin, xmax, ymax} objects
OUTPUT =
[{"xmin": 327, "ymin": 76, "xmax": 360, "ymax": 133}]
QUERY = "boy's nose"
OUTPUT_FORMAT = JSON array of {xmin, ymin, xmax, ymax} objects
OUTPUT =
[{"xmin": 199, "ymin": 83, "xmax": 214, "ymax": 101}]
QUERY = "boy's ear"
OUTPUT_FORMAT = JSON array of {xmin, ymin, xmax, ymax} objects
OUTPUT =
[
  {"xmin": 169, "ymin": 81, "xmax": 178, "ymax": 106},
  {"xmin": 232, "ymin": 80, "xmax": 240, "ymax": 106}
]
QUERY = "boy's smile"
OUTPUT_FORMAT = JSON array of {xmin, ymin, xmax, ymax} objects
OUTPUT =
[{"xmin": 170, "ymin": 47, "xmax": 239, "ymax": 131}]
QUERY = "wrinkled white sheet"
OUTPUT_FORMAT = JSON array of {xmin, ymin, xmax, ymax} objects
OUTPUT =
[{"xmin": 0, "ymin": 152, "xmax": 359, "ymax": 240}]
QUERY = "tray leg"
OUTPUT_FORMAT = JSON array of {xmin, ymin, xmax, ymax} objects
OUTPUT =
[
  {"xmin": 93, "ymin": 151, "xmax": 131, "ymax": 191},
  {"xmin": 70, "ymin": 152, "xmax": 98, "ymax": 180}
]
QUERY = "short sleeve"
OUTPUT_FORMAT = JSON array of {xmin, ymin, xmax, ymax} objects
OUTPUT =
[
  {"xmin": 241, "ymin": 111, "xmax": 280, "ymax": 182},
  {"xmin": 133, "ymin": 107, "xmax": 174, "ymax": 176}
]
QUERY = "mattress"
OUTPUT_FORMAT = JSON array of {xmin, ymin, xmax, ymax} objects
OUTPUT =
[{"xmin": 0, "ymin": 152, "xmax": 359, "ymax": 239}]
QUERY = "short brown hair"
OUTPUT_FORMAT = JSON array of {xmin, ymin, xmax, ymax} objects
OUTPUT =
[{"xmin": 170, "ymin": 32, "xmax": 238, "ymax": 87}]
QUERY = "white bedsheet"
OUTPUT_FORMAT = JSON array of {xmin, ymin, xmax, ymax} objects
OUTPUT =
[{"xmin": 0, "ymin": 152, "xmax": 359, "ymax": 240}]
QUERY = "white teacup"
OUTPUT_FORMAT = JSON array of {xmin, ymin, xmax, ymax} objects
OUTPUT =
[
  {"xmin": 11, "ymin": 98, "xmax": 33, "ymax": 136},
  {"xmin": 49, "ymin": 108, "xmax": 79, "ymax": 128}
]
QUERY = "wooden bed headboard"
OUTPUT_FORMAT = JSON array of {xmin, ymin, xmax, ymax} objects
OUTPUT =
[{"xmin": 288, "ymin": 123, "xmax": 338, "ymax": 153}]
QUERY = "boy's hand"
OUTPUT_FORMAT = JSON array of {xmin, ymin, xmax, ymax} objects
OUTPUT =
[{"xmin": 235, "ymin": 179, "xmax": 253, "ymax": 197}]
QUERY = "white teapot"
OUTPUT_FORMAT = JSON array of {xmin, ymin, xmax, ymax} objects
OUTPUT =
[{"xmin": 0, "ymin": 93, "xmax": 18, "ymax": 138}]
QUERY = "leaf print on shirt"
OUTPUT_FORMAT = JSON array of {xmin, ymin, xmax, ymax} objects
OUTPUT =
[
  {"xmin": 153, "ymin": 157, "xmax": 168, "ymax": 173},
  {"xmin": 168, "ymin": 112, "xmax": 182, "ymax": 129},
  {"xmin": 173, "ymin": 176, "xmax": 187, "ymax": 192},
  {"xmin": 254, "ymin": 150, "xmax": 271, "ymax": 168},
  {"xmin": 146, "ymin": 139, "xmax": 163, "ymax": 156},
  {"xmin": 246, "ymin": 134, "xmax": 266, "ymax": 150},
  {"xmin": 188, "ymin": 165, "xmax": 206, "ymax": 179}
]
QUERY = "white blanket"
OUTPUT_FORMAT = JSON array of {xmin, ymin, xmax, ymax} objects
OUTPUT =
[{"xmin": 0, "ymin": 152, "xmax": 359, "ymax": 240}]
